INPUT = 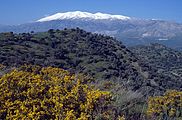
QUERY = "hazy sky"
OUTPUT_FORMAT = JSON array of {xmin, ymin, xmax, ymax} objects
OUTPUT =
[{"xmin": 0, "ymin": 0, "xmax": 182, "ymax": 25}]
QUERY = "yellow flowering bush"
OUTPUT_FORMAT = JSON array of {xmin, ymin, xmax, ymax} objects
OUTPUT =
[
  {"xmin": 0, "ymin": 65, "xmax": 112, "ymax": 119},
  {"xmin": 147, "ymin": 90, "xmax": 182, "ymax": 119}
]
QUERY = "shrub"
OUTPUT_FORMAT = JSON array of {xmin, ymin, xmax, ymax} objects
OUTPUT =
[
  {"xmin": 0, "ymin": 65, "xmax": 112, "ymax": 120},
  {"xmin": 147, "ymin": 90, "xmax": 182, "ymax": 119}
]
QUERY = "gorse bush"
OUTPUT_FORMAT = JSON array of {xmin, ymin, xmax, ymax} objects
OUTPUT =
[
  {"xmin": 0, "ymin": 65, "xmax": 112, "ymax": 119},
  {"xmin": 147, "ymin": 90, "xmax": 182, "ymax": 119}
]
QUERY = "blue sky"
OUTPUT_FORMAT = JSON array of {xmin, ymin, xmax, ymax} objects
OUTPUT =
[{"xmin": 0, "ymin": 0, "xmax": 182, "ymax": 25}]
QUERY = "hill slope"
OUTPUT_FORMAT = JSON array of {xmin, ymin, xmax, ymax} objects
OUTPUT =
[
  {"xmin": 0, "ymin": 29, "xmax": 181, "ymax": 95},
  {"xmin": 130, "ymin": 43, "xmax": 182, "ymax": 82}
]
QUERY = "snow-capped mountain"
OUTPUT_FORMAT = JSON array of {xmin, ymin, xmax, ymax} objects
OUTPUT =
[
  {"xmin": 37, "ymin": 11, "xmax": 131, "ymax": 22},
  {"xmin": 0, "ymin": 11, "xmax": 182, "ymax": 49}
]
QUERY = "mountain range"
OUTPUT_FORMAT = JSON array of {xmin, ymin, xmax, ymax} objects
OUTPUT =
[{"xmin": 0, "ymin": 11, "xmax": 182, "ymax": 49}]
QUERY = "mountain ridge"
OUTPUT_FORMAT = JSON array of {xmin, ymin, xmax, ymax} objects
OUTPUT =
[{"xmin": 37, "ymin": 11, "xmax": 131, "ymax": 22}]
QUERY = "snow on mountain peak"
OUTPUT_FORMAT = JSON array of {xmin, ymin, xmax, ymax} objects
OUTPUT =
[{"xmin": 37, "ymin": 11, "xmax": 131, "ymax": 22}]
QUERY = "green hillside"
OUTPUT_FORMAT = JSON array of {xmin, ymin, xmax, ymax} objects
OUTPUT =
[
  {"xmin": 0, "ymin": 28, "xmax": 181, "ymax": 95},
  {"xmin": 130, "ymin": 43, "xmax": 182, "ymax": 80}
]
